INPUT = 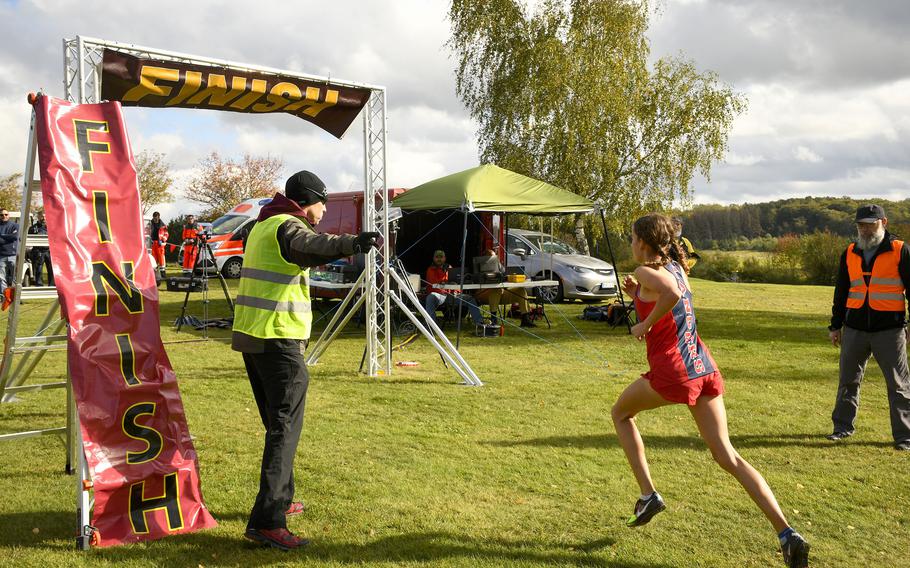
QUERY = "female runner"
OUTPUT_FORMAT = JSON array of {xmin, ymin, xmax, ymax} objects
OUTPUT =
[{"xmin": 611, "ymin": 213, "xmax": 809, "ymax": 568}]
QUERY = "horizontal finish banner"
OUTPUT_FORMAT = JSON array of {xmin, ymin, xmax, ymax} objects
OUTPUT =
[
  {"xmin": 101, "ymin": 49, "xmax": 371, "ymax": 139},
  {"xmin": 33, "ymin": 95, "xmax": 217, "ymax": 546}
]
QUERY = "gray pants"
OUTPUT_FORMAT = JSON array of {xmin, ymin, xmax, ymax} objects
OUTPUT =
[
  {"xmin": 0, "ymin": 255, "xmax": 15, "ymax": 291},
  {"xmin": 832, "ymin": 326, "xmax": 910, "ymax": 444}
]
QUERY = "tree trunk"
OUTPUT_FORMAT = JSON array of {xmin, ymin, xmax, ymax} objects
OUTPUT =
[{"xmin": 574, "ymin": 213, "xmax": 590, "ymax": 255}]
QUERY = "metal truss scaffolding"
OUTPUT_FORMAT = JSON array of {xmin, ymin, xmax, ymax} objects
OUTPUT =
[{"xmin": 360, "ymin": 90, "xmax": 392, "ymax": 376}]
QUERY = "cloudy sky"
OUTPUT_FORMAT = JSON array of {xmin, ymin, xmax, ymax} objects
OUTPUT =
[{"xmin": 0, "ymin": 0, "xmax": 907, "ymax": 220}]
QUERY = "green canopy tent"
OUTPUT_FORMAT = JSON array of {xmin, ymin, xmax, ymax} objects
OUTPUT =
[
  {"xmin": 392, "ymin": 164, "xmax": 628, "ymax": 343},
  {"xmin": 392, "ymin": 163, "xmax": 594, "ymax": 214}
]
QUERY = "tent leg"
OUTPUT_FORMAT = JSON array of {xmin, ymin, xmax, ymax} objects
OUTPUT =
[
  {"xmin": 598, "ymin": 208, "xmax": 632, "ymax": 334},
  {"xmin": 455, "ymin": 210, "xmax": 469, "ymax": 349}
]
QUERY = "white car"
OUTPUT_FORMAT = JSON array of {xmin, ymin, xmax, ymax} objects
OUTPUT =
[{"xmin": 506, "ymin": 228, "xmax": 619, "ymax": 303}]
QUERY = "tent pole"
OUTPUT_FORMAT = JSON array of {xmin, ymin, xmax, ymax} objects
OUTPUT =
[
  {"xmin": 503, "ymin": 214, "xmax": 509, "ymax": 270},
  {"xmin": 599, "ymin": 207, "xmax": 632, "ymax": 334},
  {"xmin": 455, "ymin": 209, "xmax": 469, "ymax": 349}
]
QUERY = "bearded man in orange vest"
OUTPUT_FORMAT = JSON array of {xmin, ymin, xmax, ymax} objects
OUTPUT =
[{"xmin": 828, "ymin": 204, "xmax": 910, "ymax": 451}]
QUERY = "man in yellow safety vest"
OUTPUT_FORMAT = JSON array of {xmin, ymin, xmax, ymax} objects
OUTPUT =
[
  {"xmin": 672, "ymin": 217, "xmax": 700, "ymax": 268},
  {"xmin": 232, "ymin": 170, "xmax": 379, "ymax": 550}
]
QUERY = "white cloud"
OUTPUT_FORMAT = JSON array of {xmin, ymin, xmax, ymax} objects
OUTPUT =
[
  {"xmin": 0, "ymin": 0, "xmax": 907, "ymax": 212},
  {"xmin": 793, "ymin": 146, "xmax": 822, "ymax": 163},
  {"xmin": 725, "ymin": 152, "xmax": 765, "ymax": 166},
  {"xmin": 0, "ymin": 98, "xmax": 29, "ymax": 183}
]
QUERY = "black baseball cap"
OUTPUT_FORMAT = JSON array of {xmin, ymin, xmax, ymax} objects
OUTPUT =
[
  {"xmin": 285, "ymin": 170, "xmax": 328, "ymax": 206},
  {"xmin": 855, "ymin": 204, "xmax": 886, "ymax": 223}
]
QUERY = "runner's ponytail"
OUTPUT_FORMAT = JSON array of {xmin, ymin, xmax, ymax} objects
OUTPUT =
[{"xmin": 668, "ymin": 239, "xmax": 690, "ymax": 274}]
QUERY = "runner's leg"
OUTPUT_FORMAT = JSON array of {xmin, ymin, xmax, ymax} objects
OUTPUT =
[
  {"xmin": 611, "ymin": 378, "xmax": 674, "ymax": 494},
  {"xmin": 689, "ymin": 394, "xmax": 789, "ymax": 532}
]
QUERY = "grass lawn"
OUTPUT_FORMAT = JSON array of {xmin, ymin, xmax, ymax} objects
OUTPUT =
[{"xmin": 1, "ymin": 277, "xmax": 908, "ymax": 567}]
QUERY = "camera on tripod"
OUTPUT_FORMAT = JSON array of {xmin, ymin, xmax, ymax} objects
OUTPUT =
[{"xmin": 173, "ymin": 225, "xmax": 235, "ymax": 335}]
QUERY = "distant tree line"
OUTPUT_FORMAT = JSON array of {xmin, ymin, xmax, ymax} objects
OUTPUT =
[{"xmin": 677, "ymin": 197, "xmax": 910, "ymax": 249}]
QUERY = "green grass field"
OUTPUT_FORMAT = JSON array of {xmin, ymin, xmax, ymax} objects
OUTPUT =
[{"xmin": 1, "ymin": 278, "xmax": 908, "ymax": 567}]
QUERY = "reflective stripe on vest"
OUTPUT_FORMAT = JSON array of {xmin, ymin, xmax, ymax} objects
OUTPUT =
[
  {"xmin": 232, "ymin": 214, "xmax": 312, "ymax": 339},
  {"xmin": 235, "ymin": 295, "xmax": 311, "ymax": 312},
  {"xmin": 240, "ymin": 267, "xmax": 307, "ymax": 286},
  {"xmin": 845, "ymin": 239, "xmax": 906, "ymax": 311}
]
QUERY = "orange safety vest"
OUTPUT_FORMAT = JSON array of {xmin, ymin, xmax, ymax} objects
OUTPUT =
[{"xmin": 846, "ymin": 240, "xmax": 906, "ymax": 311}]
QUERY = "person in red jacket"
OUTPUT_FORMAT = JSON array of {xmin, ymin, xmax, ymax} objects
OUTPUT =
[
  {"xmin": 148, "ymin": 211, "xmax": 167, "ymax": 277},
  {"xmin": 423, "ymin": 250, "xmax": 483, "ymax": 326},
  {"xmin": 612, "ymin": 213, "xmax": 809, "ymax": 568},
  {"xmin": 181, "ymin": 214, "xmax": 200, "ymax": 271}
]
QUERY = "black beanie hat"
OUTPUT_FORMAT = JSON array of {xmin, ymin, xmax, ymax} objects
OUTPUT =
[{"xmin": 285, "ymin": 170, "xmax": 328, "ymax": 206}]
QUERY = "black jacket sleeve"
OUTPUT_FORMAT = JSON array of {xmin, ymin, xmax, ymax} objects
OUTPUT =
[
  {"xmin": 901, "ymin": 242, "xmax": 910, "ymax": 321},
  {"xmin": 830, "ymin": 248, "xmax": 849, "ymax": 330},
  {"xmin": 277, "ymin": 218, "xmax": 357, "ymax": 268}
]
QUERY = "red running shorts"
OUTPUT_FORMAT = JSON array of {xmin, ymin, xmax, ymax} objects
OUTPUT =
[{"xmin": 642, "ymin": 370, "xmax": 725, "ymax": 406}]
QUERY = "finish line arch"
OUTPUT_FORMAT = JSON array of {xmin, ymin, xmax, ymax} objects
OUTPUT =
[
  {"xmin": 62, "ymin": 35, "xmax": 393, "ymax": 376},
  {"xmin": 0, "ymin": 33, "xmax": 479, "ymax": 551}
]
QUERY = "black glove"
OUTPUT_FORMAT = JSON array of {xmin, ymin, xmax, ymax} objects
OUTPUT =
[{"xmin": 353, "ymin": 232, "xmax": 381, "ymax": 253}]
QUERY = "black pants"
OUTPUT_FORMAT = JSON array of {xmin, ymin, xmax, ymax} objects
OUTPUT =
[
  {"xmin": 31, "ymin": 250, "xmax": 53, "ymax": 286},
  {"xmin": 242, "ymin": 349, "xmax": 310, "ymax": 530}
]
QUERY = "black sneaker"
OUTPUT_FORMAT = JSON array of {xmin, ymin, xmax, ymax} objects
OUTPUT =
[
  {"xmin": 625, "ymin": 492, "xmax": 665, "ymax": 527},
  {"xmin": 825, "ymin": 431, "xmax": 852, "ymax": 441},
  {"xmin": 781, "ymin": 531, "xmax": 809, "ymax": 567}
]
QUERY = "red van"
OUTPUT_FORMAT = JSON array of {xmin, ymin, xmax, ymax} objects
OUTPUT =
[{"xmin": 206, "ymin": 189, "xmax": 407, "ymax": 279}]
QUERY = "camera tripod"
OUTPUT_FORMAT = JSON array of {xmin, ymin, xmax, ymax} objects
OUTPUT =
[{"xmin": 175, "ymin": 235, "xmax": 235, "ymax": 337}]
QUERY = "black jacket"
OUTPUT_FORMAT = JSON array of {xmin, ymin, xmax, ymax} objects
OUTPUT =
[
  {"xmin": 28, "ymin": 220, "xmax": 49, "ymax": 253},
  {"xmin": 0, "ymin": 219, "xmax": 18, "ymax": 257},
  {"xmin": 231, "ymin": 193, "xmax": 357, "ymax": 354},
  {"xmin": 830, "ymin": 231, "xmax": 910, "ymax": 332}
]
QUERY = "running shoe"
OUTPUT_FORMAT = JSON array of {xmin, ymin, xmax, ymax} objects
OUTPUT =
[
  {"xmin": 781, "ymin": 531, "xmax": 810, "ymax": 567},
  {"xmin": 825, "ymin": 431, "xmax": 852, "ymax": 441},
  {"xmin": 244, "ymin": 527, "xmax": 309, "ymax": 551},
  {"xmin": 625, "ymin": 492, "xmax": 666, "ymax": 527}
]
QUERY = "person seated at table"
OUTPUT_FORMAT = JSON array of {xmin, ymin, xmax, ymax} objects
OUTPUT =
[
  {"xmin": 424, "ymin": 250, "xmax": 484, "ymax": 326},
  {"xmin": 472, "ymin": 248, "xmax": 537, "ymax": 328}
]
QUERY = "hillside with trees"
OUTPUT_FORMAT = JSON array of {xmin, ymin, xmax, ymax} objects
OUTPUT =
[
  {"xmin": 641, "ymin": 197, "xmax": 910, "ymax": 286},
  {"xmin": 677, "ymin": 197, "xmax": 910, "ymax": 250}
]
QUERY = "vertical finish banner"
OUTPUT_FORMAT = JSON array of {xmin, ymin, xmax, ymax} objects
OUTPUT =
[{"xmin": 33, "ymin": 95, "xmax": 217, "ymax": 546}]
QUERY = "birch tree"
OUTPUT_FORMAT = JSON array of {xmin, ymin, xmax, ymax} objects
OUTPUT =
[{"xmin": 448, "ymin": 0, "xmax": 746, "ymax": 251}]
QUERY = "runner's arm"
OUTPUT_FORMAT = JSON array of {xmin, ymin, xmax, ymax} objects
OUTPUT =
[{"xmin": 634, "ymin": 265, "xmax": 682, "ymax": 332}]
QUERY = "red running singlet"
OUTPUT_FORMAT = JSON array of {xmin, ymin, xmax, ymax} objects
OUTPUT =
[{"xmin": 633, "ymin": 261, "xmax": 724, "ymax": 404}]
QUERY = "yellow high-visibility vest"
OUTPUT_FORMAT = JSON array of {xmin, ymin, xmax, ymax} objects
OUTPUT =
[{"xmin": 232, "ymin": 214, "xmax": 312, "ymax": 339}]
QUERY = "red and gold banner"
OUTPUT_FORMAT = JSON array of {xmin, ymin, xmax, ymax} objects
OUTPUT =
[
  {"xmin": 101, "ymin": 49, "xmax": 371, "ymax": 139},
  {"xmin": 33, "ymin": 95, "xmax": 217, "ymax": 546}
]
